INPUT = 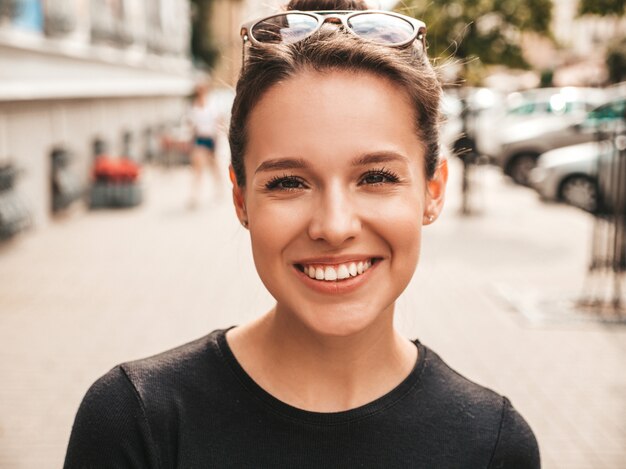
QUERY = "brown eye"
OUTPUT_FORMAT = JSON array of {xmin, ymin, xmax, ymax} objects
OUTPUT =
[
  {"xmin": 360, "ymin": 169, "xmax": 400, "ymax": 186},
  {"xmin": 265, "ymin": 175, "xmax": 307, "ymax": 191},
  {"xmin": 363, "ymin": 173, "xmax": 386, "ymax": 184}
]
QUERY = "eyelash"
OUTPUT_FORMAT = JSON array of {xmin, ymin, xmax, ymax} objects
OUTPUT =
[
  {"xmin": 359, "ymin": 168, "xmax": 401, "ymax": 185},
  {"xmin": 265, "ymin": 174, "xmax": 307, "ymax": 191},
  {"xmin": 264, "ymin": 168, "xmax": 401, "ymax": 191}
]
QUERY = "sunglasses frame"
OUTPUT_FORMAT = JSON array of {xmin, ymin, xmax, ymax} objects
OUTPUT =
[{"xmin": 240, "ymin": 10, "xmax": 426, "ymax": 49}]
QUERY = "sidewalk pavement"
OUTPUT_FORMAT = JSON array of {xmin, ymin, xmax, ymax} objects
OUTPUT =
[{"xmin": 0, "ymin": 158, "xmax": 624, "ymax": 468}]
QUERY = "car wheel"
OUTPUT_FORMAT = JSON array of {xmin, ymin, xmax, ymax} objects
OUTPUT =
[
  {"xmin": 559, "ymin": 175, "xmax": 597, "ymax": 212},
  {"xmin": 509, "ymin": 154, "xmax": 538, "ymax": 186}
]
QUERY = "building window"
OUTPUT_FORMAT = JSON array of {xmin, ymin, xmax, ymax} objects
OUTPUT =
[{"xmin": 4, "ymin": 0, "xmax": 44, "ymax": 33}]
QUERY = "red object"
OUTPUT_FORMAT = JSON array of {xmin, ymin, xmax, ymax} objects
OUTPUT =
[{"xmin": 92, "ymin": 156, "xmax": 140, "ymax": 183}]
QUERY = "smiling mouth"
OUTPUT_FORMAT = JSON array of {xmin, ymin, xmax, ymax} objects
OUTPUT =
[{"xmin": 294, "ymin": 258, "xmax": 380, "ymax": 282}]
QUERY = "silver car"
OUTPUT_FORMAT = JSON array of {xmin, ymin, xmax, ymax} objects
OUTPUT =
[
  {"xmin": 530, "ymin": 128, "xmax": 625, "ymax": 213},
  {"xmin": 530, "ymin": 141, "xmax": 603, "ymax": 212},
  {"xmin": 496, "ymin": 94, "xmax": 625, "ymax": 185},
  {"xmin": 476, "ymin": 87, "xmax": 606, "ymax": 165},
  {"xmin": 441, "ymin": 87, "xmax": 503, "ymax": 159}
]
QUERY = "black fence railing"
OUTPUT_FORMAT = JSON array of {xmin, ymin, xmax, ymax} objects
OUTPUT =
[{"xmin": 580, "ymin": 120, "xmax": 626, "ymax": 319}]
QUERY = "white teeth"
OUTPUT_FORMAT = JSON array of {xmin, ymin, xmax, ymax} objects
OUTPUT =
[
  {"xmin": 324, "ymin": 266, "xmax": 337, "ymax": 281},
  {"xmin": 337, "ymin": 264, "xmax": 350, "ymax": 280},
  {"xmin": 302, "ymin": 259, "xmax": 376, "ymax": 282}
]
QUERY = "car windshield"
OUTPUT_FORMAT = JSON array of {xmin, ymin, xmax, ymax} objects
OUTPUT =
[
  {"xmin": 586, "ymin": 98, "xmax": 626, "ymax": 122},
  {"xmin": 508, "ymin": 98, "xmax": 593, "ymax": 116}
]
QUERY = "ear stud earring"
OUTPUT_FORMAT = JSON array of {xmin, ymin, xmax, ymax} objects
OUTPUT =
[
  {"xmin": 426, "ymin": 214, "xmax": 434, "ymax": 223},
  {"xmin": 242, "ymin": 220, "xmax": 249, "ymax": 228}
]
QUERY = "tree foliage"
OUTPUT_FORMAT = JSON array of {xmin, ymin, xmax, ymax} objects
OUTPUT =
[
  {"xmin": 577, "ymin": 0, "xmax": 625, "ymax": 84},
  {"xmin": 606, "ymin": 37, "xmax": 626, "ymax": 83},
  {"xmin": 190, "ymin": 0, "xmax": 219, "ymax": 70},
  {"xmin": 578, "ymin": 0, "xmax": 625, "ymax": 16},
  {"xmin": 397, "ymin": 0, "xmax": 552, "ymax": 70}
]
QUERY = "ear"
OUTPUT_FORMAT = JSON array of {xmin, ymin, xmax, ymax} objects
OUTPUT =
[
  {"xmin": 423, "ymin": 159, "xmax": 448, "ymax": 225},
  {"xmin": 229, "ymin": 165, "xmax": 248, "ymax": 226}
]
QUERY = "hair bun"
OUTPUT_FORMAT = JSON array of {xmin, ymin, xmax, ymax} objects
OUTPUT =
[{"xmin": 286, "ymin": 0, "xmax": 368, "ymax": 11}]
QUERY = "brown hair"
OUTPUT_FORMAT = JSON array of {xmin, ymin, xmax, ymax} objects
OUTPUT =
[
  {"xmin": 229, "ymin": 0, "xmax": 442, "ymax": 187},
  {"xmin": 286, "ymin": 0, "xmax": 367, "ymax": 10}
]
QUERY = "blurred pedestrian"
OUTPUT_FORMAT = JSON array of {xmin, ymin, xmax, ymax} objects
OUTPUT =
[
  {"xmin": 64, "ymin": 1, "xmax": 540, "ymax": 467},
  {"xmin": 187, "ymin": 78, "xmax": 223, "ymax": 208}
]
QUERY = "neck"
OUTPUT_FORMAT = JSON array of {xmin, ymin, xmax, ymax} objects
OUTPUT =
[{"xmin": 227, "ymin": 305, "xmax": 417, "ymax": 412}]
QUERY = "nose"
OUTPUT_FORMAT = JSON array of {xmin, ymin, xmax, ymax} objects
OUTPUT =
[{"xmin": 307, "ymin": 183, "xmax": 361, "ymax": 246}]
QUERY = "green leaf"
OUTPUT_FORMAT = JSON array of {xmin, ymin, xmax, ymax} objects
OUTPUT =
[
  {"xmin": 578, "ymin": 0, "xmax": 626, "ymax": 16},
  {"xmin": 398, "ymin": 0, "xmax": 552, "ymax": 71}
]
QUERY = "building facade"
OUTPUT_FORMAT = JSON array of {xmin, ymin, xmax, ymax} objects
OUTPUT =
[
  {"xmin": 210, "ymin": 0, "xmax": 284, "ymax": 87},
  {"xmin": 0, "ymin": 0, "xmax": 194, "ymax": 227},
  {"xmin": 521, "ymin": 0, "xmax": 626, "ymax": 86}
]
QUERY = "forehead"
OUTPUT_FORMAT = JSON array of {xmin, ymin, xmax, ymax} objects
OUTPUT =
[{"xmin": 245, "ymin": 69, "xmax": 423, "ymax": 169}]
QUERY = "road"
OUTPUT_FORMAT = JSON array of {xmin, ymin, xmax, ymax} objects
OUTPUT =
[{"xmin": 0, "ymin": 157, "xmax": 624, "ymax": 468}]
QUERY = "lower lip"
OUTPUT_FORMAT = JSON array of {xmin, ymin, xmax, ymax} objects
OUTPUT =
[{"xmin": 292, "ymin": 261, "xmax": 380, "ymax": 295}]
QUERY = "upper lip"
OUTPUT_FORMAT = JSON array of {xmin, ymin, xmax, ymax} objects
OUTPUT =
[{"xmin": 293, "ymin": 254, "xmax": 382, "ymax": 265}]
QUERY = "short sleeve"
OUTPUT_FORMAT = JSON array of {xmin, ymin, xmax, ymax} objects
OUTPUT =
[
  {"xmin": 63, "ymin": 366, "xmax": 160, "ymax": 469},
  {"xmin": 488, "ymin": 397, "xmax": 541, "ymax": 469}
]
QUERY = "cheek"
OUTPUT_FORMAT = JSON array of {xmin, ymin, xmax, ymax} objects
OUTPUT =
[
  {"xmin": 387, "ymin": 219, "xmax": 422, "ymax": 259},
  {"xmin": 364, "ymin": 196, "xmax": 423, "ymax": 266},
  {"xmin": 247, "ymin": 201, "xmax": 307, "ymax": 268},
  {"xmin": 249, "ymin": 218, "xmax": 283, "ymax": 266},
  {"xmin": 365, "ymin": 194, "xmax": 423, "ymax": 233},
  {"xmin": 249, "ymin": 227, "xmax": 284, "ymax": 296}
]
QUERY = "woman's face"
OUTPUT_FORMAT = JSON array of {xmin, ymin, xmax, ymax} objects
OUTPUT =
[{"xmin": 234, "ymin": 69, "xmax": 446, "ymax": 337}]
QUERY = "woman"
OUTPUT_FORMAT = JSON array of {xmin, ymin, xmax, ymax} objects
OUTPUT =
[
  {"xmin": 187, "ymin": 79, "xmax": 223, "ymax": 208},
  {"xmin": 64, "ymin": 1, "xmax": 540, "ymax": 467}
]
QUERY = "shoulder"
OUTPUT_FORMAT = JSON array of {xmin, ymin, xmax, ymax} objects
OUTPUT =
[
  {"xmin": 120, "ymin": 330, "xmax": 222, "ymax": 390},
  {"xmin": 420, "ymin": 345, "xmax": 503, "ymax": 414},
  {"xmin": 116, "ymin": 330, "xmax": 237, "ymax": 419},
  {"xmin": 489, "ymin": 398, "xmax": 541, "ymax": 469},
  {"xmin": 64, "ymin": 365, "xmax": 159, "ymax": 468},
  {"xmin": 69, "ymin": 365, "xmax": 144, "ymax": 427},
  {"xmin": 64, "ymin": 330, "xmax": 229, "ymax": 468},
  {"xmin": 418, "ymin": 344, "xmax": 540, "ymax": 468},
  {"xmin": 118, "ymin": 329, "xmax": 237, "ymax": 424}
]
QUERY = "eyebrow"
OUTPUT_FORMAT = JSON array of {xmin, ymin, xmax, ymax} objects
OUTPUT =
[
  {"xmin": 254, "ymin": 158, "xmax": 309, "ymax": 174},
  {"xmin": 253, "ymin": 152, "xmax": 409, "ymax": 174},
  {"xmin": 352, "ymin": 152, "xmax": 409, "ymax": 166}
]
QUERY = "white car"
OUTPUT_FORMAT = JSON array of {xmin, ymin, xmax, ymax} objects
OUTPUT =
[
  {"xmin": 497, "ymin": 94, "xmax": 624, "ymax": 185},
  {"xmin": 475, "ymin": 87, "xmax": 606, "ymax": 176},
  {"xmin": 440, "ymin": 91, "xmax": 463, "ymax": 157},
  {"xmin": 529, "ymin": 140, "xmax": 615, "ymax": 212},
  {"xmin": 441, "ymin": 87, "xmax": 503, "ymax": 159}
]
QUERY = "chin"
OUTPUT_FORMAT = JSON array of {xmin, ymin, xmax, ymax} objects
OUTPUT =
[{"xmin": 281, "ymin": 300, "xmax": 391, "ymax": 338}]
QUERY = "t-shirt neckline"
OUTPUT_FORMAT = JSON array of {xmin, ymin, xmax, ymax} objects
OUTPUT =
[{"xmin": 215, "ymin": 327, "xmax": 427, "ymax": 425}]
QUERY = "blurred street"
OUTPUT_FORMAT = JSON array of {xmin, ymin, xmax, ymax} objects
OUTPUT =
[{"xmin": 0, "ymin": 156, "xmax": 624, "ymax": 468}]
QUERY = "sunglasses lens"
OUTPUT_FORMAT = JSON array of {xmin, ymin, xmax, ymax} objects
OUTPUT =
[
  {"xmin": 251, "ymin": 13, "xmax": 318, "ymax": 44},
  {"xmin": 347, "ymin": 13, "xmax": 415, "ymax": 45}
]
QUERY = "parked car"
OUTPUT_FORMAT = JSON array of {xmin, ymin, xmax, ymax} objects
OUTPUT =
[
  {"xmin": 441, "ymin": 87, "xmax": 503, "ymax": 159},
  {"xmin": 476, "ymin": 87, "xmax": 606, "ymax": 164},
  {"xmin": 496, "ymin": 94, "xmax": 625, "ymax": 185},
  {"xmin": 440, "ymin": 91, "xmax": 463, "ymax": 157},
  {"xmin": 530, "ymin": 141, "xmax": 604, "ymax": 212},
  {"xmin": 530, "ymin": 125, "xmax": 625, "ymax": 214}
]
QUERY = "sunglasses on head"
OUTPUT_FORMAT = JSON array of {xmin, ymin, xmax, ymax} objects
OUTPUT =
[{"xmin": 240, "ymin": 10, "xmax": 426, "ymax": 49}]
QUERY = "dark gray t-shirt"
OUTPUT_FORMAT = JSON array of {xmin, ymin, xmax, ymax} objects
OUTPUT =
[{"xmin": 64, "ymin": 328, "xmax": 540, "ymax": 468}]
